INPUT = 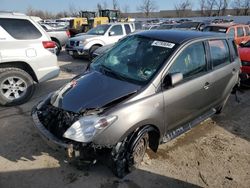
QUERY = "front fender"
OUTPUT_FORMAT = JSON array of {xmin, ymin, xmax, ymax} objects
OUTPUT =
[
  {"xmin": 84, "ymin": 39, "xmax": 105, "ymax": 50},
  {"xmin": 93, "ymin": 92, "xmax": 165, "ymax": 145}
]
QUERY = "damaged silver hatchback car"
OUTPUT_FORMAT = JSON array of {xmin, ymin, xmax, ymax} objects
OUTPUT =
[{"xmin": 32, "ymin": 30, "xmax": 241, "ymax": 177}]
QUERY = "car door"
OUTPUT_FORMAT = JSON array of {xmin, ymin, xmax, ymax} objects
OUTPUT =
[
  {"xmin": 162, "ymin": 41, "xmax": 212, "ymax": 131},
  {"xmin": 106, "ymin": 24, "xmax": 125, "ymax": 45},
  {"xmin": 206, "ymin": 39, "xmax": 240, "ymax": 106},
  {"xmin": 236, "ymin": 26, "xmax": 245, "ymax": 44}
]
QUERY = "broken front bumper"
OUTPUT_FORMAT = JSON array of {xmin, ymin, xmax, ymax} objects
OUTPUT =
[{"xmin": 32, "ymin": 108, "xmax": 80, "ymax": 158}]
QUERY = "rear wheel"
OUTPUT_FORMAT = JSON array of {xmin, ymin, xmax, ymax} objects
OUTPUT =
[{"xmin": 0, "ymin": 68, "xmax": 35, "ymax": 106}]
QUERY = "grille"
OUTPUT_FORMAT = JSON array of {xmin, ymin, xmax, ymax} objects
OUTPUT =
[
  {"xmin": 70, "ymin": 41, "xmax": 75, "ymax": 46},
  {"xmin": 38, "ymin": 104, "xmax": 80, "ymax": 139}
]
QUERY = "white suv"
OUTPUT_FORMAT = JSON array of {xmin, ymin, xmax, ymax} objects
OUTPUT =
[{"xmin": 0, "ymin": 12, "xmax": 60, "ymax": 106}]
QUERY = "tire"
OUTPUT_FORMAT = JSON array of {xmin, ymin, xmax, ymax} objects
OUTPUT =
[
  {"xmin": 111, "ymin": 132, "xmax": 149, "ymax": 178},
  {"xmin": 54, "ymin": 40, "xmax": 61, "ymax": 56},
  {"xmin": 89, "ymin": 45, "xmax": 101, "ymax": 60},
  {"xmin": 0, "ymin": 68, "xmax": 35, "ymax": 106}
]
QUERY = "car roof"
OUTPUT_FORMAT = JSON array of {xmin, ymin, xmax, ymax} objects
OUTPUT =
[
  {"xmin": 0, "ymin": 12, "xmax": 28, "ymax": 19},
  {"xmin": 135, "ymin": 30, "xmax": 225, "ymax": 44}
]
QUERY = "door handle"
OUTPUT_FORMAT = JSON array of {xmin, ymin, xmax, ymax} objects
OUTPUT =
[{"xmin": 204, "ymin": 82, "xmax": 210, "ymax": 90}]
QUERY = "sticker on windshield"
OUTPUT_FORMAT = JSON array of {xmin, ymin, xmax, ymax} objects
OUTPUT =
[{"xmin": 152, "ymin": 41, "xmax": 175, "ymax": 48}]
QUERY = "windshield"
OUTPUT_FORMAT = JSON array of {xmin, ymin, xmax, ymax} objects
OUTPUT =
[
  {"xmin": 87, "ymin": 24, "xmax": 111, "ymax": 35},
  {"xmin": 91, "ymin": 35, "xmax": 177, "ymax": 85}
]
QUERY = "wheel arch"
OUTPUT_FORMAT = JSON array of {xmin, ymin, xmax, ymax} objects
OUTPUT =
[
  {"xmin": 0, "ymin": 61, "xmax": 38, "ymax": 82},
  {"xmin": 51, "ymin": 37, "xmax": 61, "ymax": 49},
  {"xmin": 126, "ymin": 124, "xmax": 161, "ymax": 153}
]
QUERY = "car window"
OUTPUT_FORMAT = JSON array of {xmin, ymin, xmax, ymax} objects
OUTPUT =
[
  {"xmin": 203, "ymin": 26, "xmax": 227, "ymax": 33},
  {"xmin": 231, "ymin": 39, "xmax": 239, "ymax": 60},
  {"xmin": 228, "ymin": 28, "xmax": 235, "ymax": 38},
  {"xmin": 244, "ymin": 26, "xmax": 250, "ymax": 36},
  {"xmin": 124, "ymin": 24, "xmax": 132, "ymax": 34},
  {"xmin": 0, "ymin": 18, "xmax": 42, "ymax": 40},
  {"xmin": 208, "ymin": 40, "xmax": 230, "ymax": 67},
  {"xmin": 237, "ymin": 27, "xmax": 244, "ymax": 37},
  {"xmin": 87, "ymin": 24, "xmax": 110, "ymax": 35},
  {"xmin": 41, "ymin": 25, "xmax": 48, "ymax": 31},
  {"xmin": 109, "ymin": 25, "xmax": 123, "ymax": 36},
  {"xmin": 168, "ymin": 42, "xmax": 206, "ymax": 79}
]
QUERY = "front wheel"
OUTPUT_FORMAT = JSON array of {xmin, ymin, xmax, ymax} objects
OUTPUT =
[
  {"xmin": 111, "ymin": 132, "xmax": 149, "ymax": 178},
  {"xmin": 89, "ymin": 45, "xmax": 101, "ymax": 60},
  {"xmin": 0, "ymin": 68, "xmax": 35, "ymax": 106}
]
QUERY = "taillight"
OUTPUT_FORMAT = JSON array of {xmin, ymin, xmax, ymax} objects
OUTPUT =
[
  {"xmin": 42, "ymin": 41, "xmax": 56, "ymax": 49},
  {"xmin": 66, "ymin": 30, "xmax": 71, "ymax": 37}
]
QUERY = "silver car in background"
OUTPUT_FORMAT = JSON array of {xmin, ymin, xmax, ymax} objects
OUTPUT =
[
  {"xmin": 65, "ymin": 23, "xmax": 134, "ymax": 59},
  {"xmin": 32, "ymin": 30, "xmax": 240, "ymax": 177}
]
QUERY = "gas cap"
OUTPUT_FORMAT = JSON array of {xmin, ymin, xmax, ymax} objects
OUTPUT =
[{"xmin": 26, "ymin": 48, "xmax": 37, "ymax": 57}]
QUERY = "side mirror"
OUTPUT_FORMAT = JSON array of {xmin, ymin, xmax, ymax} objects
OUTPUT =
[
  {"xmin": 109, "ymin": 31, "xmax": 115, "ymax": 36},
  {"xmin": 163, "ymin": 72, "xmax": 183, "ymax": 88}
]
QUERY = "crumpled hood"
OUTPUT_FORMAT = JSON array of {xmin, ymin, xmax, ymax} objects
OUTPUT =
[
  {"xmin": 70, "ymin": 34, "xmax": 98, "ymax": 41},
  {"xmin": 50, "ymin": 71, "xmax": 141, "ymax": 113}
]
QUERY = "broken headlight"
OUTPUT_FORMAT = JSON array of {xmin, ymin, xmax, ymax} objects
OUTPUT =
[{"xmin": 63, "ymin": 115, "xmax": 117, "ymax": 143}]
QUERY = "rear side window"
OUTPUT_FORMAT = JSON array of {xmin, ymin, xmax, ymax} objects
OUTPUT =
[
  {"xmin": 124, "ymin": 24, "xmax": 131, "ymax": 34},
  {"xmin": 231, "ymin": 40, "xmax": 239, "ymax": 60},
  {"xmin": 109, "ymin": 25, "xmax": 123, "ymax": 36},
  {"xmin": 208, "ymin": 40, "xmax": 230, "ymax": 67},
  {"xmin": 237, "ymin": 27, "xmax": 244, "ymax": 37},
  {"xmin": 244, "ymin": 26, "xmax": 250, "ymax": 36},
  {"xmin": 0, "ymin": 18, "xmax": 42, "ymax": 40},
  {"xmin": 228, "ymin": 28, "xmax": 235, "ymax": 38},
  {"xmin": 169, "ymin": 42, "xmax": 207, "ymax": 79}
]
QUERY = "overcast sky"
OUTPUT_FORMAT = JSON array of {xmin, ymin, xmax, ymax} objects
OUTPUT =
[{"xmin": 1, "ymin": 0, "xmax": 201, "ymax": 13}]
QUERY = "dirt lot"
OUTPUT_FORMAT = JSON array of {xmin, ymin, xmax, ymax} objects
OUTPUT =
[{"xmin": 0, "ymin": 51, "xmax": 250, "ymax": 188}]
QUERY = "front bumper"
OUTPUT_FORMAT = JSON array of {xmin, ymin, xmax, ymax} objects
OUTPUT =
[
  {"xmin": 65, "ymin": 45, "xmax": 89, "ymax": 57},
  {"xmin": 32, "ymin": 107, "xmax": 81, "ymax": 158}
]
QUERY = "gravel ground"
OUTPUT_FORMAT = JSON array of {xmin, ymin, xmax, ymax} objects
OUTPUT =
[{"xmin": 0, "ymin": 51, "xmax": 249, "ymax": 188}]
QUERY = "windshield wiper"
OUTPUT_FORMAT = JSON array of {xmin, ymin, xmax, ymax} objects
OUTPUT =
[{"xmin": 100, "ymin": 65, "xmax": 127, "ymax": 82}]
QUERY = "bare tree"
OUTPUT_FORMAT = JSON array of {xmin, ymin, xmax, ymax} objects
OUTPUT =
[
  {"xmin": 199, "ymin": 0, "xmax": 206, "ymax": 16},
  {"xmin": 113, "ymin": 0, "xmax": 119, "ymax": 10},
  {"xmin": 97, "ymin": 3, "xmax": 102, "ymax": 11},
  {"xmin": 232, "ymin": 0, "xmax": 249, "ymax": 15},
  {"xmin": 102, "ymin": 1, "xmax": 108, "ymax": 9},
  {"xmin": 214, "ymin": 0, "xmax": 229, "ymax": 16},
  {"xmin": 232, "ymin": 0, "xmax": 241, "ymax": 15},
  {"xmin": 242, "ymin": 0, "xmax": 250, "ymax": 15},
  {"xmin": 175, "ymin": 0, "xmax": 192, "ymax": 17},
  {"xmin": 205, "ymin": 0, "xmax": 217, "ymax": 16},
  {"xmin": 68, "ymin": 3, "xmax": 79, "ymax": 17},
  {"xmin": 26, "ymin": 6, "xmax": 35, "ymax": 16},
  {"xmin": 123, "ymin": 4, "xmax": 130, "ymax": 14},
  {"xmin": 137, "ymin": 0, "xmax": 157, "ymax": 18}
]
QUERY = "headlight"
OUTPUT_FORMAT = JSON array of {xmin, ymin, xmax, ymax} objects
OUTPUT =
[{"xmin": 63, "ymin": 115, "xmax": 117, "ymax": 143}]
